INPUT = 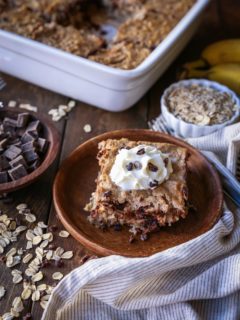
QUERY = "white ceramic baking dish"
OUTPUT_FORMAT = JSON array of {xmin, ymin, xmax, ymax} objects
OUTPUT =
[{"xmin": 0, "ymin": 0, "xmax": 209, "ymax": 112}]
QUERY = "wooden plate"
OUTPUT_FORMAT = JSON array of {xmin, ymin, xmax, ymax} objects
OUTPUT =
[
  {"xmin": 53, "ymin": 129, "xmax": 223, "ymax": 257},
  {"xmin": 0, "ymin": 109, "xmax": 60, "ymax": 193}
]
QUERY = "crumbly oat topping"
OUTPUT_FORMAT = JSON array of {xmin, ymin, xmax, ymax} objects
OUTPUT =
[
  {"xmin": 166, "ymin": 85, "xmax": 238, "ymax": 125},
  {"xmin": 0, "ymin": 0, "xmax": 195, "ymax": 70}
]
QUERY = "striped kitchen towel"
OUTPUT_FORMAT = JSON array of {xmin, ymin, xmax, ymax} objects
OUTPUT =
[
  {"xmin": 42, "ymin": 199, "xmax": 240, "ymax": 320},
  {"xmin": 42, "ymin": 122, "xmax": 240, "ymax": 320}
]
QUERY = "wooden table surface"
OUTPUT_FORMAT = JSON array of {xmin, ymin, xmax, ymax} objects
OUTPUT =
[{"xmin": 0, "ymin": 0, "xmax": 239, "ymax": 318}]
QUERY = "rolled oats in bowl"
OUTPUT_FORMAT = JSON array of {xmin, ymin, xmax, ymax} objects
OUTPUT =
[{"xmin": 161, "ymin": 79, "xmax": 240, "ymax": 138}]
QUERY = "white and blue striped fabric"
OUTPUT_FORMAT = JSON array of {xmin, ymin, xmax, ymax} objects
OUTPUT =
[{"xmin": 42, "ymin": 123, "xmax": 240, "ymax": 320}]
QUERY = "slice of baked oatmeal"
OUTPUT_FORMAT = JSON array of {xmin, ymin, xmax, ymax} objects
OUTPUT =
[{"xmin": 85, "ymin": 138, "xmax": 189, "ymax": 240}]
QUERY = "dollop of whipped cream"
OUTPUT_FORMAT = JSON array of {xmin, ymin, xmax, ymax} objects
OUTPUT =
[{"xmin": 110, "ymin": 144, "xmax": 173, "ymax": 191}]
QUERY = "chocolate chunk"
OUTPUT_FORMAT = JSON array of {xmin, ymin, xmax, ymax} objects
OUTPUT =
[
  {"xmin": 21, "ymin": 132, "xmax": 36, "ymax": 144},
  {"xmin": 0, "ymin": 156, "xmax": 10, "ymax": 170},
  {"xmin": 28, "ymin": 159, "xmax": 41, "ymax": 172},
  {"xmin": 148, "ymin": 162, "xmax": 158, "ymax": 172},
  {"xmin": 4, "ymin": 145, "xmax": 22, "ymax": 160},
  {"xmin": 8, "ymin": 164, "xmax": 28, "ymax": 180},
  {"xmin": 26, "ymin": 120, "xmax": 41, "ymax": 135},
  {"xmin": 137, "ymin": 148, "xmax": 145, "ymax": 155},
  {"xmin": 9, "ymin": 155, "xmax": 27, "ymax": 168},
  {"xmin": 17, "ymin": 113, "xmax": 29, "ymax": 128},
  {"xmin": 37, "ymin": 138, "xmax": 49, "ymax": 153},
  {"xmin": 0, "ymin": 138, "xmax": 8, "ymax": 150},
  {"xmin": 3, "ymin": 117, "xmax": 18, "ymax": 127},
  {"xmin": 0, "ymin": 171, "xmax": 8, "ymax": 183},
  {"xmin": 21, "ymin": 141, "xmax": 37, "ymax": 153},
  {"xmin": 23, "ymin": 149, "xmax": 39, "ymax": 163},
  {"xmin": 126, "ymin": 162, "xmax": 134, "ymax": 171}
]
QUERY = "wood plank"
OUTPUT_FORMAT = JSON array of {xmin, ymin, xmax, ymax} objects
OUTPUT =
[{"xmin": 0, "ymin": 74, "xmax": 67, "ymax": 316}]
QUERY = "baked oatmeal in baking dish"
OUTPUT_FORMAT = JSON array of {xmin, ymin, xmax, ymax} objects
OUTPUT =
[
  {"xmin": 85, "ymin": 138, "xmax": 189, "ymax": 240},
  {"xmin": 0, "ymin": 0, "xmax": 195, "ymax": 70}
]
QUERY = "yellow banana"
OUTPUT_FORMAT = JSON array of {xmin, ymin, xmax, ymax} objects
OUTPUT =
[
  {"xmin": 184, "ymin": 39, "xmax": 240, "ymax": 69},
  {"xmin": 180, "ymin": 63, "xmax": 240, "ymax": 94}
]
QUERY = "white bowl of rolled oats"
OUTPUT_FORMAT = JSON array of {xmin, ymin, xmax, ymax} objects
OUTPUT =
[{"xmin": 161, "ymin": 79, "xmax": 240, "ymax": 138}]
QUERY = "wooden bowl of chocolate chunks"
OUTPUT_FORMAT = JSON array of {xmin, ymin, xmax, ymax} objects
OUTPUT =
[{"xmin": 0, "ymin": 109, "xmax": 60, "ymax": 193}]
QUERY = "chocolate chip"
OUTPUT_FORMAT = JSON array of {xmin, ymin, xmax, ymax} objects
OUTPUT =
[
  {"xmin": 148, "ymin": 162, "xmax": 158, "ymax": 172},
  {"xmin": 48, "ymin": 225, "xmax": 58, "ymax": 232},
  {"xmin": 129, "ymin": 235, "xmax": 135, "ymax": 243},
  {"xmin": 149, "ymin": 180, "xmax": 159, "ymax": 188},
  {"xmin": 134, "ymin": 161, "xmax": 142, "ymax": 170},
  {"xmin": 140, "ymin": 233, "xmax": 149, "ymax": 241},
  {"xmin": 81, "ymin": 254, "xmax": 90, "ymax": 264},
  {"xmin": 164, "ymin": 158, "xmax": 169, "ymax": 166},
  {"xmin": 115, "ymin": 202, "xmax": 126, "ymax": 211},
  {"xmin": 48, "ymin": 244, "xmax": 57, "ymax": 250},
  {"xmin": 55, "ymin": 259, "xmax": 64, "ymax": 268},
  {"xmin": 126, "ymin": 162, "xmax": 134, "ymax": 171},
  {"xmin": 114, "ymin": 223, "xmax": 122, "ymax": 231},
  {"xmin": 104, "ymin": 190, "xmax": 112, "ymax": 197},
  {"xmin": 137, "ymin": 148, "xmax": 145, "ymax": 155}
]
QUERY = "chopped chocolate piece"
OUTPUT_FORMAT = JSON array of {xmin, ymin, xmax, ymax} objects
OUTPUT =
[
  {"xmin": 0, "ymin": 171, "xmax": 8, "ymax": 183},
  {"xmin": 4, "ymin": 145, "xmax": 22, "ymax": 160},
  {"xmin": 17, "ymin": 113, "xmax": 29, "ymax": 128},
  {"xmin": 148, "ymin": 162, "xmax": 158, "ymax": 172},
  {"xmin": 0, "ymin": 155, "xmax": 10, "ymax": 170},
  {"xmin": 137, "ymin": 148, "xmax": 145, "ymax": 155},
  {"xmin": 0, "ymin": 138, "xmax": 8, "ymax": 150},
  {"xmin": 23, "ymin": 149, "xmax": 39, "ymax": 163},
  {"xmin": 26, "ymin": 120, "xmax": 41, "ymax": 135},
  {"xmin": 8, "ymin": 164, "xmax": 28, "ymax": 180},
  {"xmin": 37, "ymin": 138, "xmax": 49, "ymax": 153},
  {"xmin": 28, "ymin": 159, "xmax": 41, "ymax": 171},
  {"xmin": 3, "ymin": 117, "xmax": 18, "ymax": 127},
  {"xmin": 21, "ymin": 141, "xmax": 37, "ymax": 152},
  {"xmin": 21, "ymin": 131, "xmax": 36, "ymax": 144},
  {"xmin": 9, "ymin": 155, "xmax": 27, "ymax": 168}
]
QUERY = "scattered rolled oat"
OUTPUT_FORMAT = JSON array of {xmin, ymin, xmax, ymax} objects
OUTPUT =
[
  {"xmin": 59, "ymin": 230, "xmax": 69, "ymax": 238},
  {"xmin": 8, "ymin": 100, "xmax": 17, "ymax": 108},
  {"xmin": 0, "ymin": 285, "xmax": 6, "ymax": 300},
  {"xmin": 19, "ymin": 104, "xmax": 38, "ymax": 113},
  {"xmin": 48, "ymin": 100, "xmax": 76, "ymax": 122},
  {"xmin": 0, "ymin": 203, "xmax": 76, "ymax": 317},
  {"xmin": 83, "ymin": 124, "xmax": 92, "ymax": 133},
  {"xmin": 52, "ymin": 272, "xmax": 63, "ymax": 281}
]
